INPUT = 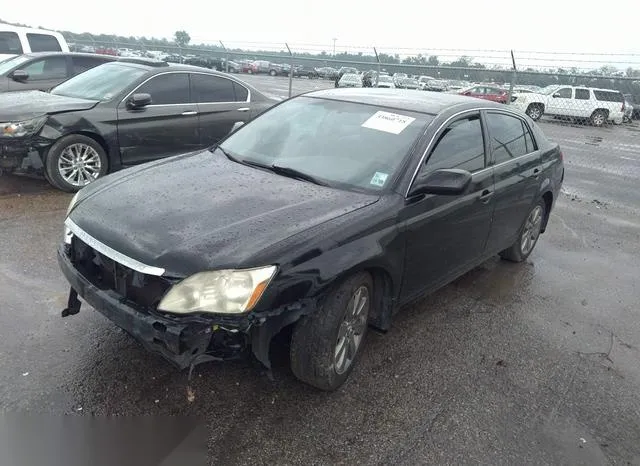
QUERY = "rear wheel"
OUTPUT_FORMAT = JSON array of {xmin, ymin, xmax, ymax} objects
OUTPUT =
[
  {"xmin": 269, "ymin": 69, "xmax": 277, "ymax": 77},
  {"xmin": 525, "ymin": 104, "xmax": 543, "ymax": 120},
  {"xmin": 290, "ymin": 272, "xmax": 372, "ymax": 391},
  {"xmin": 590, "ymin": 110, "xmax": 607, "ymax": 127},
  {"xmin": 45, "ymin": 135, "xmax": 108, "ymax": 192},
  {"xmin": 500, "ymin": 199, "xmax": 546, "ymax": 262}
]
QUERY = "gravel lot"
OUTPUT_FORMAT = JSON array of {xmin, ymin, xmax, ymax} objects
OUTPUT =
[{"xmin": 1, "ymin": 76, "xmax": 639, "ymax": 465}]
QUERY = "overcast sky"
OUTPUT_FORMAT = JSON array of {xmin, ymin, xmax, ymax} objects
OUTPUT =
[{"xmin": 3, "ymin": 0, "xmax": 640, "ymax": 69}]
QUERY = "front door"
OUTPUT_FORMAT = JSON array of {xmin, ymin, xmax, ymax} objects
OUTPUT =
[
  {"xmin": 546, "ymin": 87, "xmax": 573, "ymax": 116},
  {"xmin": 399, "ymin": 112, "xmax": 495, "ymax": 302},
  {"xmin": 482, "ymin": 111, "xmax": 542, "ymax": 253},
  {"xmin": 190, "ymin": 73, "xmax": 252, "ymax": 147},
  {"xmin": 7, "ymin": 55, "xmax": 69, "ymax": 91},
  {"xmin": 117, "ymin": 72, "xmax": 201, "ymax": 165}
]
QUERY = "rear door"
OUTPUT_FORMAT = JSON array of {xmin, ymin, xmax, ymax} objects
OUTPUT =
[
  {"xmin": 7, "ymin": 55, "xmax": 69, "ymax": 91},
  {"xmin": 116, "ymin": 72, "xmax": 201, "ymax": 165},
  {"xmin": 399, "ymin": 111, "xmax": 495, "ymax": 301},
  {"xmin": 70, "ymin": 55, "xmax": 114, "ymax": 77},
  {"xmin": 573, "ymin": 88, "xmax": 591, "ymax": 118},
  {"xmin": 482, "ymin": 111, "xmax": 542, "ymax": 254},
  {"xmin": 191, "ymin": 73, "xmax": 252, "ymax": 147}
]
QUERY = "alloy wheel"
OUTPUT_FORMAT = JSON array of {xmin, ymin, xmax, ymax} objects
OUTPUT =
[
  {"xmin": 334, "ymin": 286, "xmax": 369, "ymax": 375},
  {"xmin": 57, "ymin": 143, "xmax": 102, "ymax": 187},
  {"xmin": 520, "ymin": 205, "xmax": 544, "ymax": 256}
]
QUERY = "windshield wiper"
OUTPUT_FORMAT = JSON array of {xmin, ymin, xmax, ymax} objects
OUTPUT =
[{"xmin": 270, "ymin": 165, "xmax": 329, "ymax": 186}]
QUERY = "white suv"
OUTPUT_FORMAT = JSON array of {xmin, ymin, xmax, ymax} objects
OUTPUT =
[{"xmin": 511, "ymin": 85, "xmax": 625, "ymax": 126}]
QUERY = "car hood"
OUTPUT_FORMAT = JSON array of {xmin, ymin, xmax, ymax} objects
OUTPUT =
[
  {"xmin": 0, "ymin": 91, "xmax": 99, "ymax": 121},
  {"xmin": 69, "ymin": 151, "xmax": 379, "ymax": 276}
]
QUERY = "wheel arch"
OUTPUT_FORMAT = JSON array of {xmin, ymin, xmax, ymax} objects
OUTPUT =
[
  {"xmin": 540, "ymin": 190, "xmax": 554, "ymax": 233},
  {"xmin": 45, "ymin": 131, "xmax": 111, "ymax": 171}
]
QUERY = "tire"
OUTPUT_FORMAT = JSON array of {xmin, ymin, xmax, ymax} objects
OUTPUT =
[
  {"xmin": 525, "ymin": 104, "xmax": 544, "ymax": 121},
  {"xmin": 499, "ymin": 199, "xmax": 546, "ymax": 262},
  {"xmin": 590, "ymin": 110, "xmax": 607, "ymax": 127},
  {"xmin": 45, "ymin": 134, "xmax": 108, "ymax": 193},
  {"xmin": 247, "ymin": 69, "xmax": 253, "ymax": 74},
  {"xmin": 290, "ymin": 272, "xmax": 373, "ymax": 391},
  {"xmin": 269, "ymin": 69, "xmax": 277, "ymax": 77}
]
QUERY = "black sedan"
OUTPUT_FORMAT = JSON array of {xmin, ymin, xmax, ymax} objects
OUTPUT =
[
  {"xmin": 0, "ymin": 58, "xmax": 275, "ymax": 191},
  {"xmin": 58, "ymin": 89, "xmax": 564, "ymax": 390}
]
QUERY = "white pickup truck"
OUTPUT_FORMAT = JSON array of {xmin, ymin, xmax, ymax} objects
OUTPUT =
[{"xmin": 511, "ymin": 85, "xmax": 625, "ymax": 126}]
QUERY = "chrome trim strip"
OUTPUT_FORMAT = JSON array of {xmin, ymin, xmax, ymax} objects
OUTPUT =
[
  {"xmin": 121, "ymin": 70, "xmax": 251, "ymax": 107},
  {"xmin": 404, "ymin": 106, "xmax": 534, "ymax": 197},
  {"xmin": 64, "ymin": 218, "xmax": 165, "ymax": 276}
]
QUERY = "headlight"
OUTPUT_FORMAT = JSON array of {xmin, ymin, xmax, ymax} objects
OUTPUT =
[
  {"xmin": 0, "ymin": 116, "xmax": 47, "ymax": 138},
  {"xmin": 158, "ymin": 266, "xmax": 277, "ymax": 315},
  {"xmin": 66, "ymin": 191, "xmax": 80, "ymax": 217}
]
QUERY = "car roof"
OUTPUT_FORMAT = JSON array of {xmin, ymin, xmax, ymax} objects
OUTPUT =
[
  {"xmin": 305, "ymin": 88, "xmax": 506, "ymax": 115},
  {"xmin": 17, "ymin": 52, "xmax": 116, "ymax": 60}
]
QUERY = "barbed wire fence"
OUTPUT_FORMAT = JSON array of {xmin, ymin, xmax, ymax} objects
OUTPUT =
[{"xmin": 68, "ymin": 38, "xmax": 640, "ymax": 126}]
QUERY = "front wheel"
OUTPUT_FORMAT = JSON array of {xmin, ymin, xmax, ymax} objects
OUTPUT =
[
  {"xmin": 269, "ymin": 69, "xmax": 277, "ymax": 76},
  {"xmin": 45, "ymin": 135, "xmax": 108, "ymax": 192},
  {"xmin": 525, "ymin": 104, "xmax": 543, "ymax": 120},
  {"xmin": 500, "ymin": 199, "xmax": 546, "ymax": 262},
  {"xmin": 290, "ymin": 272, "xmax": 373, "ymax": 391}
]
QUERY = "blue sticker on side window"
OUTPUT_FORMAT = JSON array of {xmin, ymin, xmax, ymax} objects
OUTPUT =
[{"xmin": 370, "ymin": 172, "xmax": 389, "ymax": 187}]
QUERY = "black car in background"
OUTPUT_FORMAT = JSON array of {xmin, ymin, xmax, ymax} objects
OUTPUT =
[
  {"xmin": 58, "ymin": 89, "xmax": 564, "ymax": 391},
  {"xmin": 293, "ymin": 65, "xmax": 319, "ymax": 78},
  {"xmin": 0, "ymin": 59, "xmax": 275, "ymax": 191},
  {"xmin": 0, "ymin": 52, "xmax": 116, "ymax": 92}
]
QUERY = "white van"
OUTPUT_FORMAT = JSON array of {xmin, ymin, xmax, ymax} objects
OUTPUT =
[{"xmin": 0, "ymin": 25, "xmax": 69, "ymax": 62}]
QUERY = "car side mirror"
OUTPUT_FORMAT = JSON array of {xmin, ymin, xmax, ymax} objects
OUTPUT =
[
  {"xmin": 408, "ymin": 168, "xmax": 472, "ymax": 197},
  {"xmin": 126, "ymin": 93, "xmax": 152, "ymax": 109},
  {"xmin": 11, "ymin": 70, "xmax": 29, "ymax": 82},
  {"xmin": 462, "ymin": 91, "xmax": 471, "ymax": 96},
  {"xmin": 552, "ymin": 93, "xmax": 561, "ymax": 98}
]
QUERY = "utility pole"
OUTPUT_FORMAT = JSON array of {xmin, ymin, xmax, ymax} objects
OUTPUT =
[{"xmin": 332, "ymin": 38, "xmax": 337, "ymax": 57}]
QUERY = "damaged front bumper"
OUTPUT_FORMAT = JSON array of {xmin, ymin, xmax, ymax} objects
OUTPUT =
[
  {"xmin": 0, "ymin": 137, "xmax": 48, "ymax": 174},
  {"xmin": 57, "ymin": 246, "xmax": 313, "ymax": 372}
]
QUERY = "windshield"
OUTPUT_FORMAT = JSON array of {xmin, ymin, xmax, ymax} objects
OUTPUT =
[
  {"xmin": 51, "ymin": 62, "xmax": 148, "ymax": 101},
  {"xmin": 218, "ymin": 97, "xmax": 432, "ymax": 192},
  {"xmin": 0, "ymin": 55, "xmax": 30, "ymax": 75},
  {"xmin": 539, "ymin": 85, "xmax": 561, "ymax": 95}
]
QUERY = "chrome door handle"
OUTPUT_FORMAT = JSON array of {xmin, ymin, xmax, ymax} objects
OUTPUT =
[
  {"xmin": 181, "ymin": 110, "xmax": 198, "ymax": 116},
  {"xmin": 237, "ymin": 107, "xmax": 250, "ymax": 112},
  {"xmin": 479, "ymin": 189, "xmax": 494, "ymax": 203}
]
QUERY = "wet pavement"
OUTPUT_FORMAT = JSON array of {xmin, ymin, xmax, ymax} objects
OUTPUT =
[{"xmin": 1, "ymin": 77, "xmax": 640, "ymax": 465}]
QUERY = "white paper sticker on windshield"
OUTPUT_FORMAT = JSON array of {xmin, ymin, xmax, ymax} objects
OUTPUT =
[
  {"xmin": 370, "ymin": 172, "xmax": 389, "ymax": 187},
  {"xmin": 362, "ymin": 111, "xmax": 416, "ymax": 134}
]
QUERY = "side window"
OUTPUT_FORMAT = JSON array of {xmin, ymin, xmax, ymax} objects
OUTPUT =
[
  {"xmin": 21, "ymin": 57, "xmax": 68, "ymax": 81},
  {"xmin": 554, "ymin": 88, "xmax": 572, "ymax": 98},
  {"xmin": 425, "ymin": 114, "xmax": 485, "ymax": 173},
  {"xmin": 574, "ymin": 89, "xmax": 590, "ymax": 100},
  {"xmin": 486, "ymin": 113, "xmax": 531, "ymax": 164},
  {"xmin": 191, "ymin": 74, "xmax": 235, "ymax": 103},
  {"xmin": 136, "ymin": 73, "xmax": 190, "ymax": 105},
  {"xmin": 26, "ymin": 33, "xmax": 62, "ymax": 52},
  {"xmin": 233, "ymin": 82, "xmax": 249, "ymax": 101},
  {"xmin": 522, "ymin": 121, "xmax": 536, "ymax": 153},
  {"xmin": 593, "ymin": 90, "xmax": 623, "ymax": 102},
  {"xmin": 0, "ymin": 32, "xmax": 22, "ymax": 54},
  {"xmin": 71, "ymin": 56, "xmax": 108, "ymax": 75}
]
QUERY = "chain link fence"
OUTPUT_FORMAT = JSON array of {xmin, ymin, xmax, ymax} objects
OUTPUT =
[{"xmin": 67, "ymin": 38, "xmax": 640, "ymax": 127}]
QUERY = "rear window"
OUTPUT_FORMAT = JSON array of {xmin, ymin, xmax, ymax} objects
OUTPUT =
[
  {"xmin": 0, "ymin": 31, "xmax": 23, "ymax": 55},
  {"xmin": 26, "ymin": 33, "xmax": 62, "ymax": 52},
  {"xmin": 594, "ymin": 90, "xmax": 623, "ymax": 102}
]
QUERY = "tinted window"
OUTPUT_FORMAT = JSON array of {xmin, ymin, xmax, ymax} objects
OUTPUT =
[
  {"xmin": 0, "ymin": 32, "xmax": 22, "ymax": 54},
  {"xmin": 26, "ymin": 33, "xmax": 62, "ymax": 52},
  {"xmin": 594, "ymin": 90, "xmax": 623, "ymax": 102},
  {"xmin": 523, "ymin": 122, "xmax": 536, "ymax": 153},
  {"xmin": 486, "ymin": 113, "xmax": 531, "ymax": 164},
  {"xmin": 71, "ymin": 56, "xmax": 109, "ymax": 74},
  {"xmin": 22, "ymin": 57, "xmax": 67, "ymax": 80},
  {"xmin": 233, "ymin": 82, "xmax": 248, "ymax": 101},
  {"xmin": 426, "ymin": 114, "xmax": 485, "ymax": 172},
  {"xmin": 555, "ymin": 88, "xmax": 572, "ymax": 98},
  {"xmin": 191, "ymin": 74, "xmax": 235, "ymax": 102},
  {"xmin": 574, "ymin": 89, "xmax": 590, "ymax": 100},
  {"xmin": 136, "ymin": 73, "xmax": 190, "ymax": 105}
]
